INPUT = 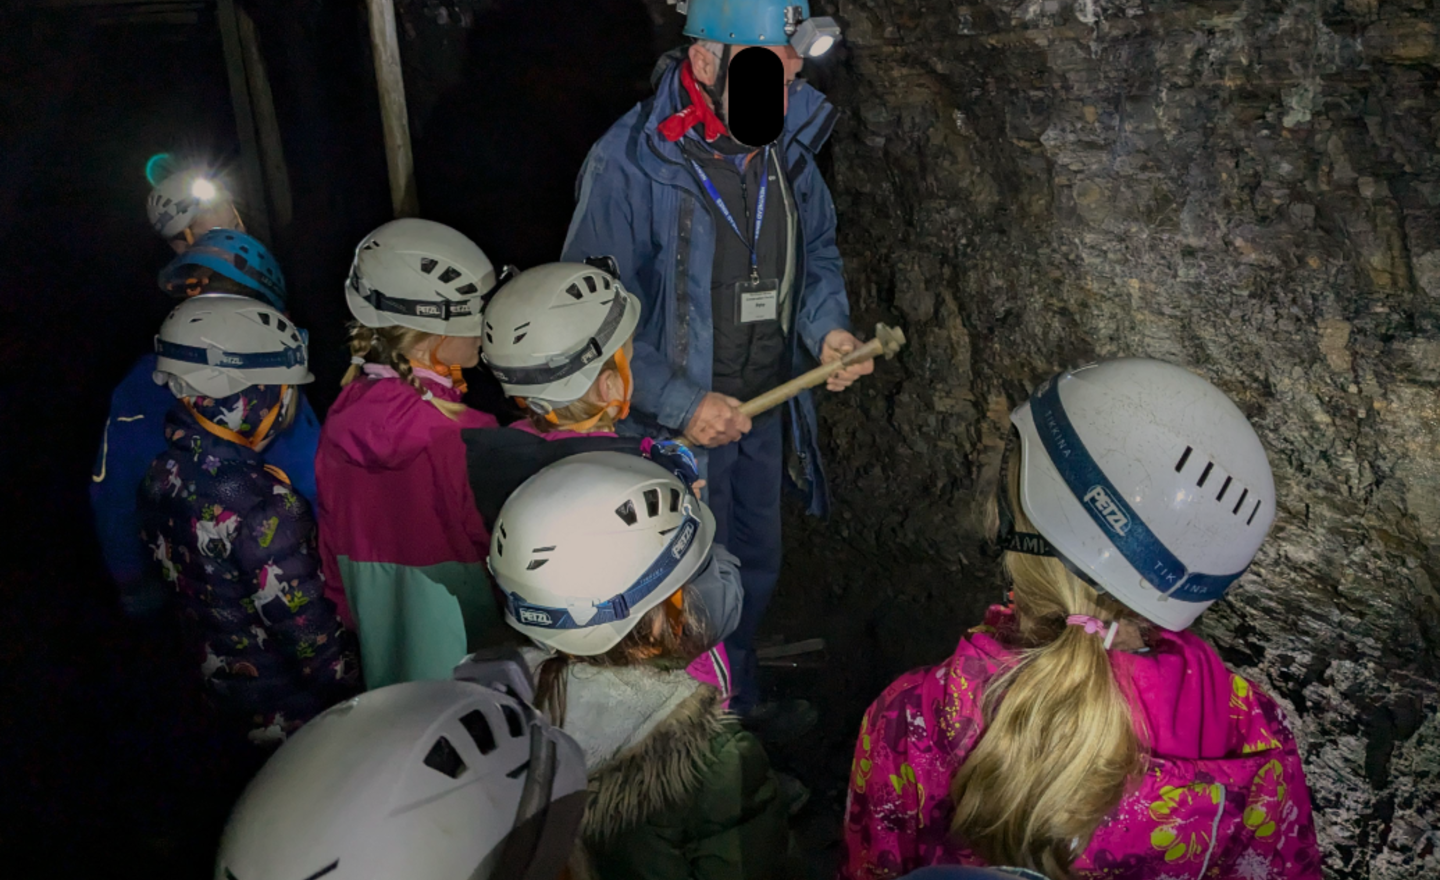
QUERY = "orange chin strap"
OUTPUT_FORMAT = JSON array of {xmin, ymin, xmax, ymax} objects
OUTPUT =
[
  {"xmin": 184, "ymin": 385, "xmax": 287, "ymax": 451},
  {"xmin": 664, "ymin": 587, "xmax": 685, "ymax": 637},
  {"xmin": 409, "ymin": 348, "xmax": 468, "ymax": 394},
  {"xmin": 545, "ymin": 347, "xmax": 633, "ymax": 432}
]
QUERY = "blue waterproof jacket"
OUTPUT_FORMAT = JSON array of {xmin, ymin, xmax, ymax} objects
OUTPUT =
[
  {"xmin": 91, "ymin": 353, "xmax": 322, "ymax": 614},
  {"xmin": 562, "ymin": 54, "xmax": 849, "ymax": 516}
]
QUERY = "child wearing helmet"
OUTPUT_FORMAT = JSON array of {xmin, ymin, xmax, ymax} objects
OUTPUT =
[
  {"xmin": 216, "ymin": 664, "xmax": 589, "ymax": 880},
  {"xmin": 491, "ymin": 452, "xmax": 792, "ymax": 880},
  {"xmin": 146, "ymin": 165, "xmax": 245, "ymax": 254},
  {"xmin": 138, "ymin": 295, "xmax": 359, "ymax": 760},
  {"xmin": 91, "ymin": 228, "xmax": 323, "ymax": 619},
  {"xmin": 316, "ymin": 219, "xmax": 505, "ymax": 690},
  {"xmin": 473, "ymin": 260, "xmax": 743, "ymax": 645},
  {"xmin": 842, "ymin": 359, "xmax": 1321, "ymax": 880}
]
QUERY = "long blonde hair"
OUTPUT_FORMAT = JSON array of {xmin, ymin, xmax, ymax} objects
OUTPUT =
[
  {"xmin": 342, "ymin": 323, "xmax": 468, "ymax": 420},
  {"xmin": 524, "ymin": 349, "xmax": 627, "ymax": 434},
  {"xmin": 534, "ymin": 585, "xmax": 709, "ymax": 726},
  {"xmin": 950, "ymin": 452, "xmax": 1147, "ymax": 877}
]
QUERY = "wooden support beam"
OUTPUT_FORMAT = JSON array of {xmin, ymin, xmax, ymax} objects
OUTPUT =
[
  {"xmin": 236, "ymin": 5, "xmax": 293, "ymax": 234},
  {"xmin": 366, "ymin": 0, "xmax": 419, "ymax": 217},
  {"xmin": 216, "ymin": 0, "xmax": 271, "ymax": 244}
]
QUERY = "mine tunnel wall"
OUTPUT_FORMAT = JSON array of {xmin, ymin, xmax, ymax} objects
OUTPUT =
[{"xmin": 801, "ymin": 0, "xmax": 1440, "ymax": 875}]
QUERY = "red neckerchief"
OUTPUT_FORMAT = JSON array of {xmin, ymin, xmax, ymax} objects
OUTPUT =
[{"xmin": 658, "ymin": 60, "xmax": 727, "ymax": 143}]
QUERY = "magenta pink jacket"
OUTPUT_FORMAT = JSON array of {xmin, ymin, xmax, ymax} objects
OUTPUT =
[
  {"xmin": 316, "ymin": 365, "xmax": 500, "ymax": 688},
  {"xmin": 842, "ymin": 606, "xmax": 1322, "ymax": 880}
]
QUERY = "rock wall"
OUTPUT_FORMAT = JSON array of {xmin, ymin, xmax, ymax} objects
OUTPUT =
[{"xmin": 809, "ymin": 0, "xmax": 1440, "ymax": 875}]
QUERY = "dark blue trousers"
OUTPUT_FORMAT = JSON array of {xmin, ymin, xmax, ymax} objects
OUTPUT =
[{"xmin": 707, "ymin": 411, "xmax": 784, "ymax": 714}]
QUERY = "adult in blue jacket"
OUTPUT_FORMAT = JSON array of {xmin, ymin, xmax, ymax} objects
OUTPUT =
[
  {"xmin": 562, "ymin": 0, "xmax": 870, "ymax": 714},
  {"xmin": 92, "ymin": 226, "xmax": 321, "ymax": 619}
]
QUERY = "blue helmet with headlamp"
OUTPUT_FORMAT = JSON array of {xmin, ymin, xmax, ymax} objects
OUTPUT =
[
  {"xmin": 158, "ymin": 228, "xmax": 287, "ymax": 311},
  {"xmin": 680, "ymin": 0, "xmax": 842, "ymax": 58}
]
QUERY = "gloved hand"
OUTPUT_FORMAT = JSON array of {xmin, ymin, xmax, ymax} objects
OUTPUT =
[{"xmin": 642, "ymin": 437, "xmax": 702, "ymax": 493}]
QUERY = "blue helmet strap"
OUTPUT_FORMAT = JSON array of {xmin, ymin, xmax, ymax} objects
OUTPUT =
[
  {"xmin": 1028, "ymin": 377, "xmax": 1244, "ymax": 603},
  {"xmin": 507, "ymin": 512, "xmax": 703, "ymax": 631},
  {"xmin": 156, "ymin": 337, "xmax": 307, "ymax": 371}
]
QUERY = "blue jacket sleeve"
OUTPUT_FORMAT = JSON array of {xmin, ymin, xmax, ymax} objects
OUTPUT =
[
  {"xmin": 563, "ymin": 141, "xmax": 708, "ymax": 431},
  {"xmin": 689, "ymin": 543, "xmax": 743, "ymax": 645},
  {"xmin": 793, "ymin": 162, "xmax": 852, "ymax": 362},
  {"xmin": 235, "ymin": 483, "xmax": 360, "ymax": 697},
  {"xmin": 91, "ymin": 356, "xmax": 173, "ymax": 615}
]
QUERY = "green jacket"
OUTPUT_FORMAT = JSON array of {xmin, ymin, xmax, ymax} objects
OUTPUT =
[{"xmin": 547, "ymin": 661, "xmax": 791, "ymax": 880}]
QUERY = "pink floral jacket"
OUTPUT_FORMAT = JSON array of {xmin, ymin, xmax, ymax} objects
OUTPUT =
[{"xmin": 842, "ymin": 606, "xmax": 1322, "ymax": 880}]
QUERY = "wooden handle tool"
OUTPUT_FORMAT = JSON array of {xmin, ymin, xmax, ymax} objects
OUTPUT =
[{"xmin": 736, "ymin": 322, "xmax": 906, "ymax": 418}]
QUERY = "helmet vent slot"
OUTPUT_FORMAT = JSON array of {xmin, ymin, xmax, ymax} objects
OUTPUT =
[
  {"xmin": 455, "ymin": 283, "xmax": 478, "ymax": 295},
  {"xmin": 1216, "ymin": 476, "xmax": 1232, "ymax": 501},
  {"xmin": 566, "ymin": 283, "xmax": 584, "ymax": 300},
  {"xmin": 1232, "ymin": 488, "xmax": 1249, "ymax": 515},
  {"xmin": 526, "ymin": 558, "xmax": 548, "ymax": 570},
  {"xmin": 644, "ymin": 488, "xmax": 661, "ymax": 517},
  {"xmin": 423, "ymin": 736, "xmax": 467, "ymax": 778},
  {"xmin": 670, "ymin": 488, "xmax": 681, "ymax": 512},
  {"xmin": 1174, "ymin": 446, "xmax": 1192, "ymax": 473},
  {"xmin": 502, "ymin": 704, "xmax": 524, "ymax": 738},
  {"xmin": 438, "ymin": 266, "xmax": 461, "ymax": 284},
  {"xmin": 616, "ymin": 500, "xmax": 637, "ymax": 526},
  {"xmin": 603, "ymin": 277, "xmax": 612, "ymax": 289},
  {"xmin": 1197, "ymin": 462, "xmax": 1214, "ymax": 487},
  {"xmin": 513, "ymin": 333, "xmax": 527, "ymax": 344},
  {"xmin": 460, "ymin": 709, "xmax": 497, "ymax": 755},
  {"xmin": 1247, "ymin": 499, "xmax": 1262, "ymax": 526},
  {"xmin": 584, "ymin": 275, "xmax": 598, "ymax": 293},
  {"xmin": 420, "ymin": 257, "xmax": 438, "ymax": 274}
]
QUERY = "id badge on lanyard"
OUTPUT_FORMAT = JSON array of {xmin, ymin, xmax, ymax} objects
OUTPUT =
[{"xmin": 690, "ymin": 147, "xmax": 780, "ymax": 324}]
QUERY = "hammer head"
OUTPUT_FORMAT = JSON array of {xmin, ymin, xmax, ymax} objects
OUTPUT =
[{"xmin": 873, "ymin": 322, "xmax": 907, "ymax": 359}]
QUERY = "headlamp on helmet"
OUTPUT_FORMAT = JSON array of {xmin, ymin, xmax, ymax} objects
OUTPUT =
[{"xmin": 786, "ymin": 9, "xmax": 841, "ymax": 57}]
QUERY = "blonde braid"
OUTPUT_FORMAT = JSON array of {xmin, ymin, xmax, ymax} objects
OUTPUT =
[
  {"xmin": 341, "ymin": 324, "xmax": 378, "ymax": 387},
  {"xmin": 341, "ymin": 322, "xmax": 468, "ymax": 420}
]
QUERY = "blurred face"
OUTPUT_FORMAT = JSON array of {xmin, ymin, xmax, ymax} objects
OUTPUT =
[
  {"xmin": 689, "ymin": 43, "xmax": 803, "ymax": 122},
  {"xmin": 432, "ymin": 334, "xmax": 483, "ymax": 368}
]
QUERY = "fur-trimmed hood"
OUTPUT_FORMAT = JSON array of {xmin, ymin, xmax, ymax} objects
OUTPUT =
[{"xmin": 523, "ymin": 652, "xmax": 733, "ymax": 842}]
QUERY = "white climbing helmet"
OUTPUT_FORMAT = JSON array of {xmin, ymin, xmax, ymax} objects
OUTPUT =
[
  {"xmin": 147, "ymin": 169, "xmax": 226, "ymax": 239},
  {"xmin": 346, "ymin": 219, "xmax": 496, "ymax": 336},
  {"xmin": 481, "ymin": 262, "xmax": 641, "ymax": 410},
  {"xmin": 1010, "ymin": 358, "xmax": 1276, "ymax": 631},
  {"xmin": 152, "ymin": 294, "xmax": 313, "ymax": 400},
  {"xmin": 490, "ymin": 452, "xmax": 716, "ymax": 656},
  {"xmin": 215, "ymin": 677, "xmax": 588, "ymax": 880}
]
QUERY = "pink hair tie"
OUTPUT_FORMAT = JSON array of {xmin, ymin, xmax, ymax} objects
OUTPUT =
[{"xmin": 1066, "ymin": 615, "xmax": 1119, "ymax": 650}]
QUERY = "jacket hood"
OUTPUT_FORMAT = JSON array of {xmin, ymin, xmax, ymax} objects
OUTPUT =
[
  {"xmin": 321, "ymin": 366, "xmax": 467, "ymax": 470},
  {"xmin": 642, "ymin": 52, "xmax": 838, "ymax": 171},
  {"xmin": 523, "ymin": 650, "xmax": 729, "ymax": 840},
  {"xmin": 968, "ymin": 606, "xmax": 1242, "ymax": 761}
]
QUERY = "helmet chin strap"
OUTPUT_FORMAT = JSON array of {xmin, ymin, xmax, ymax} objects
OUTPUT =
[
  {"xmin": 545, "ymin": 347, "xmax": 633, "ymax": 432},
  {"xmin": 184, "ymin": 385, "xmax": 288, "ymax": 451},
  {"xmin": 702, "ymin": 44, "xmax": 732, "ymax": 132},
  {"xmin": 410, "ymin": 341, "xmax": 468, "ymax": 394}
]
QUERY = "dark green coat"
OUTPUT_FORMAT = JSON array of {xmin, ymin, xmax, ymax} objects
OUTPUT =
[{"xmin": 578, "ymin": 685, "xmax": 792, "ymax": 880}]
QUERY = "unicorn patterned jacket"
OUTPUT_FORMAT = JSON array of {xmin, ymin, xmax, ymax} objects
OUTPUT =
[
  {"xmin": 139, "ymin": 396, "xmax": 360, "ymax": 746},
  {"xmin": 841, "ymin": 605, "xmax": 1322, "ymax": 880}
]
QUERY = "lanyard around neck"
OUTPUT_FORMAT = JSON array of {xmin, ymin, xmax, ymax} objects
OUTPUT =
[{"xmin": 687, "ymin": 145, "xmax": 770, "ymax": 281}]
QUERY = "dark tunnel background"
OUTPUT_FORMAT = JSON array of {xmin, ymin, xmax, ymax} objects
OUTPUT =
[
  {"xmin": 7, "ymin": 0, "xmax": 1440, "ymax": 877},
  {"xmin": 0, "ymin": 1, "xmax": 673, "ymax": 874}
]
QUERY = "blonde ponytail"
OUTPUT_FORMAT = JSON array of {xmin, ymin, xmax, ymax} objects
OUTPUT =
[
  {"xmin": 341, "ymin": 322, "xmax": 468, "ymax": 420},
  {"xmin": 950, "ymin": 459, "xmax": 1146, "ymax": 877}
]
